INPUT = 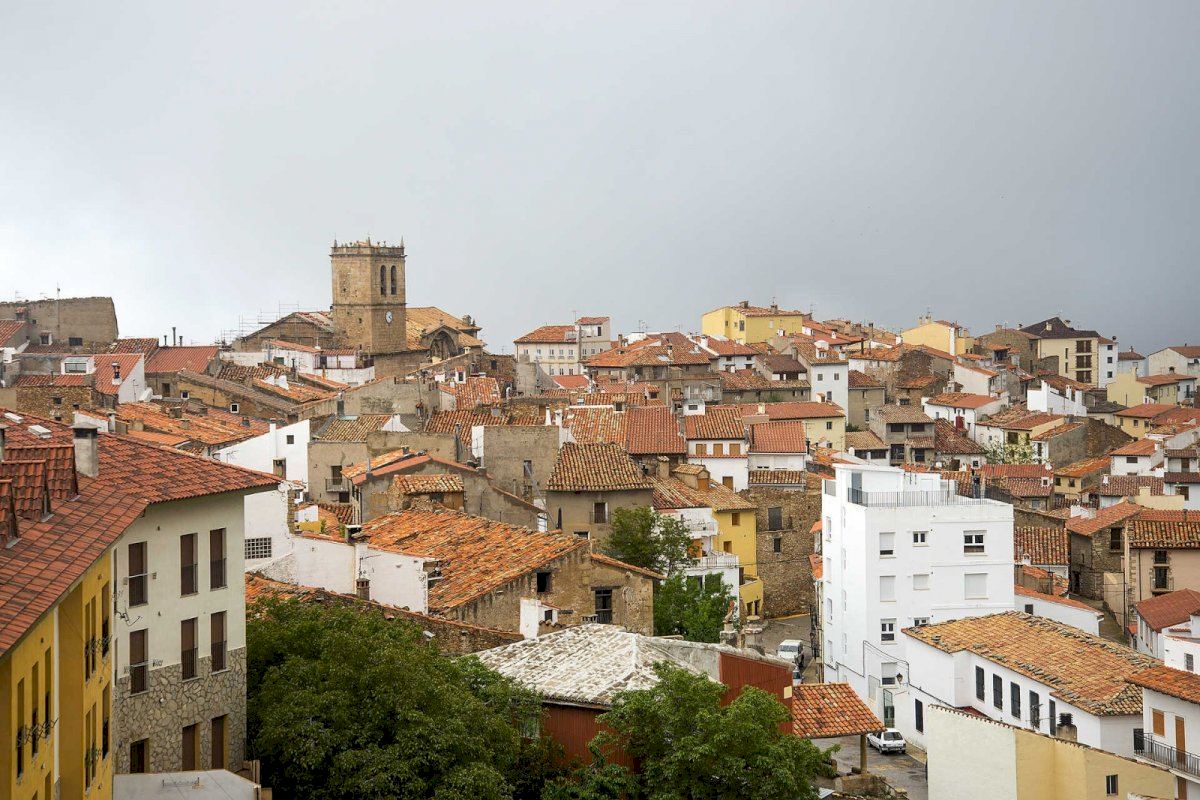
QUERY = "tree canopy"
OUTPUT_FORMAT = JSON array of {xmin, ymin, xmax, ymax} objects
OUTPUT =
[
  {"xmin": 653, "ymin": 573, "xmax": 734, "ymax": 642},
  {"xmin": 247, "ymin": 598, "xmax": 555, "ymax": 800},
  {"xmin": 544, "ymin": 663, "xmax": 827, "ymax": 800},
  {"xmin": 602, "ymin": 506, "xmax": 693, "ymax": 575}
]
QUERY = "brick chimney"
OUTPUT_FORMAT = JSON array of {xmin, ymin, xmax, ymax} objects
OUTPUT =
[{"xmin": 72, "ymin": 422, "xmax": 101, "ymax": 478}]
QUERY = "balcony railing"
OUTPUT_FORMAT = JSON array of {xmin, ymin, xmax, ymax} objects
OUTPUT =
[
  {"xmin": 845, "ymin": 487, "xmax": 995, "ymax": 508},
  {"xmin": 325, "ymin": 477, "xmax": 346, "ymax": 490},
  {"xmin": 1135, "ymin": 734, "xmax": 1200, "ymax": 778},
  {"xmin": 690, "ymin": 553, "xmax": 740, "ymax": 571}
]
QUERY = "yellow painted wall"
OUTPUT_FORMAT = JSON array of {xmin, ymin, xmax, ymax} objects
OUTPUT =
[
  {"xmin": 1037, "ymin": 336, "xmax": 1100, "ymax": 383},
  {"xmin": 1013, "ymin": 727, "xmax": 1174, "ymax": 800},
  {"xmin": 0, "ymin": 614, "xmax": 56, "ymax": 800},
  {"xmin": 1107, "ymin": 372, "xmax": 1150, "ymax": 407},
  {"xmin": 701, "ymin": 307, "xmax": 807, "ymax": 345},
  {"xmin": 714, "ymin": 509, "xmax": 762, "ymax": 617},
  {"xmin": 802, "ymin": 416, "xmax": 846, "ymax": 452}
]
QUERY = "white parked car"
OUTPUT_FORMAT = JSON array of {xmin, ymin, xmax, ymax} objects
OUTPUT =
[
  {"xmin": 867, "ymin": 728, "xmax": 906, "ymax": 754},
  {"xmin": 776, "ymin": 639, "xmax": 802, "ymax": 663}
]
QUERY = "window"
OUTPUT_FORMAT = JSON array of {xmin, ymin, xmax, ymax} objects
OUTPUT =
[
  {"xmin": 1049, "ymin": 700, "xmax": 1057, "ymax": 735},
  {"xmin": 879, "ymin": 532, "xmax": 895, "ymax": 557},
  {"xmin": 211, "ymin": 612, "xmax": 227, "ymax": 672},
  {"xmin": 593, "ymin": 502, "xmax": 608, "ymax": 524},
  {"xmin": 912, "ymin": 530, "xmax": 927, "ymax": 545},
  {"xmin": 594, "ymin": 589, "xmax": 614, "ymax": 623},
  {"xmin": 536, "ymin": 571, "xmax": 552, "ymax": 593},
  {"xmin": 182, "ymin": 723, "xmax": 199, "ymax": 770},
  {"xmin": 130, "ymin": 739, "xmax": 148, "ymax": 774},
  {"xmin": 712, "ymin": 443, "xmax": 724, "ymax": 456},
  {"xmin": 1126, "ymin": 455, "xmax": 1138, "ymax": 464},
  {"xmin": 1030, "ymin": 690, "xmax": 1041, "ymax": 728},
  {"xmin": 245, "ymin": 537, "xmax": 273, "ymax": 560},
  {"xmin": 390, "ymin": 264, "xmax": 397, "ymax": 296},
  {"xmin": 379, "ymin": 264, "xmax": 387, "ymax": 295},
  {"xmin": 574, "ymin": 531, "xmax": 589, "ymax": 539},
  {"xmin": 729, "ymin": 442, "xmax": 741, "ymax": 456},
  {"xmin": 879, "ymin": 576, "xmax": 896, "ymax": 602},
  {"xmin": 993, "ymin": 675, "xmax": 1003, "ymax": 709},
  {"xmin": 965, "ymin": 572, "xmax": 988, "ymax": 599},
  {"xmin": 209, "ymin": 529, "xmax": 226, "ymax": 590},
  {"xmin": 181, "ymin": 533, "xmax": 198, "ymax": 595},
  {"xmin": 1109, "ymin": 529, "xmax": 1122, "ymax": 552},
  {"xmin": 913, "ymin": 616, "xmax": 929, "ymax": 627},
  {"xmin": 731, "ymin": 512, "xmax": 741, "ymax": 526},
  {"xmin": 128, "ymin": 542, "xmax": 148, "ymax": 606},
  {"xmin": 1104, "ymin": 775, "xmax": 1118, "ymax": 796},
  {"xmin": 229, "ymin": 403, "xmax": 239, "ymax": 413},
  {"xmin": 914, "ymin": 699, "xmax": 924, "ymax": 732},
  {"xmin": 913, "ymin": 573, "xmax": 929, "ymax": 591},
  {"xmin": 1024, "ymin": 603, "xmax": 1034, "ymax": 614},
  {"xmin": 963, "ymin": 530, "xmax": 985, "ymax": 554},
  {"xmin": 130, "ymin": 629, "xmax": 149, "ymax": 694},
  {"xmin": 1011, "ymin": 682, "xmax": 1021, "ymax": 718},
  {"xmin": 880, "ymin": 619, "xmax": 896, "ymax": 642},
  {"xmin": 181, "ymin": 618, "xmax": 198, "ymax": 680},
  {"xmin": 825, "ymin": 421, "xmax": 833, "ymax": 430},
  {"xmin": 285, "ymin": 434, "xmax": 295, "ymax": 445},
  {"xmin": 15, "ymin": 678, "xmax": 24, "ymax": 776}
]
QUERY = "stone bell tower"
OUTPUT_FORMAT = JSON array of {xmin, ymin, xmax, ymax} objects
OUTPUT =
[{"xmin": 330, "ymin": 238, "xmax": 409, "ymax": 357}]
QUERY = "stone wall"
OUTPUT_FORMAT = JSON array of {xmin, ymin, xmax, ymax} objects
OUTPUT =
[
  {"xmin": 545, "ymin": 489, "xmax": 655, "ymax": 544},
  {"xmin": 4, "ymin": 384, "xmax": 96, "ymax": 420},
  {"xmin": 113, "ymin": 648, "xmax": 247, "ymax": 774},
  {"xmin": 1069, "ymin": 526, "xmax": 1127, "ymax": 601},
  {"xmin": 0, "ymin": 297, "xmax": 119, "ymax": 349},
  {"xmin": 746, "ymin": 483, "xmax": 822, "ymax": 617},
  {"xmin": 480, "ymin": 425, "xmax": 561, "ymax": 502}
]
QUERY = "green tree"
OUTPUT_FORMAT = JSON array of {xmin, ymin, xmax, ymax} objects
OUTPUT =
[
  {"xmin": 984, "ymin": 440, "xmax": 1034, "ymax": 464},
  {"xmin": 602, "ymin": 507, "xmax": 692, "ymax": 575},
  {"xmin": 653, "ymin": 573, "xmax": 734, "ymax": 642},
  {"xmin": 247, "ymin": 598, "xmax": 557, "ymax": 800},
  {"xmin": 544, "ymin": 664, "xmax": 827, "ymax": 800}
]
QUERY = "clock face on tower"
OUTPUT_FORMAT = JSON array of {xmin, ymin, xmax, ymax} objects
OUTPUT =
[{"xmin": 385, "ymin": 311, "xmax": 393, "ymax": 324}]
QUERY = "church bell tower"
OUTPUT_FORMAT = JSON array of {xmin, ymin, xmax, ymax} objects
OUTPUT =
[{"xmin": 329, "ymin": 238, "xmax": 408, "ymax": 356}]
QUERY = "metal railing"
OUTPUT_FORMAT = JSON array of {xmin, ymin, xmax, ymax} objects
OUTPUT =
[
  {"xmin": 845, "ymin": 487, "xmax": 996, "ymax": 508},
  {"xmin": 210, "ymin": 558, "xmax": 227, "ymax": 590},
  {"xmin": 1135, "ymin": 734, "xmax": 1200, "ymax": 777},
  {"xmin": 691, "ymin": 553, "xmax": 740, "ymax": 570},
  {"xmin": 181, "ymin": 647, "xmax": 198, "ymax": 681},
  {"xmin": 325, "ymin": 477, "xmax": 346, "ymax": 490}
]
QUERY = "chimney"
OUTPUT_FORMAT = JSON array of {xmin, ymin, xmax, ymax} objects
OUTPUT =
[
  {"xmin": 1056, "ymin": 713, "xmax": 1077, "ymax": 742},
  {"xmin": 172, "ymin": 326, "xmax": 177, "ymax": 347},
  {"xmin": 111, "ymin": 361, "xmax": 121, "ymax": 385},
  {"xmin": 72, "ymin": 423, "xmax": 100, "ymax": 478},
  {"xmin": 656, "ymin": 456, "xmax": 670, "ymax": 480},
  {"xmin": 0, "ymin": 423, "xmax": 6, "ymax": 461}
]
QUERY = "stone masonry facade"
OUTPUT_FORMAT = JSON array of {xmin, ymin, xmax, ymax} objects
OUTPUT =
[
  {"xmin": 746, "ymin": 483, "xmax": 821, "ymax": 617},
  {"xmin": 113, "ymin": 648, "xmax": 247, "ymax": 775}
]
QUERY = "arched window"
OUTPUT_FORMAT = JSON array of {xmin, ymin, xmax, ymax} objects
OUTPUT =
[
  {"xmin": 379, "ymin": 265, "xmax": 386, "ymax": 295},
  {"xmin": 390, "ymin": 265, "xmax": 397, "ymax": 296}
]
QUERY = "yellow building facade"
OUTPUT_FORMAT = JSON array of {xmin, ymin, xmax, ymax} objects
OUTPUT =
[
  {"xmin": 713, "ymin": 506, "xmax": 762, "ymax": 618},
  {"xmin": 900, "ymin": 318, "xmax": 974, "ymax": 355},
  {"xmin": 1, "ymin": 552, "xmax": 113, "ymax": 800},
  {"xmin": 701, "ymin": 303, "xmax": 809, "ymax": 345}
]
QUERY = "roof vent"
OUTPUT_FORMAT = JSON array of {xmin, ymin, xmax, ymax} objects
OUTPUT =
[{"xmin": 28, "ymin": 425, "xmax": 52, "ymax": 439}]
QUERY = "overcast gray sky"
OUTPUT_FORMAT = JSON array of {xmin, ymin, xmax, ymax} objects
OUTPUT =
[{"xmin": 2, "ymin": 2, "xmax": 1198, "ymax": 353}]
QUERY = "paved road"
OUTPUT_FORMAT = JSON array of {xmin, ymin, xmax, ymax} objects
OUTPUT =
[{"xmin": 822, "ymin": 734, "xmax": 928, "ymax": 800}]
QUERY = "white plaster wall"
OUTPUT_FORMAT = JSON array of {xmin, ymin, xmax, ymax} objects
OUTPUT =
[
  {"xmin": 693, "ymin": 456, "xmax": 748, "ymax": 491},
  {"xmin": 747, "ymin": 453, "xmax": 809, "ymax": 470},
  {"xmin": 360, "ymin": 545, "xmax": 428, "ymax": 612},
  {"xmin": 215, "ymin": 420, "xmax": 311, "ymax": 485},
  {"xmin": 1014, "ymin": 594, "xmax": 1101, "ymax": 635}
]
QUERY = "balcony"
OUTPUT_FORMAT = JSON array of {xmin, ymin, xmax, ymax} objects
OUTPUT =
[
  {"xmin": 690, "ymin": 552, "xmax": 741, "ymax": 571},
  {"xmin": 1135, "ymin": 734, "xmax": 1200, "ymax": 778},
  {"xmin": 845, "ymin": 487, "xmax": 996, "ymax": 508},
  {"xmin": 325, "ymin": 477, "xmax": 346, "ymax": 491}
]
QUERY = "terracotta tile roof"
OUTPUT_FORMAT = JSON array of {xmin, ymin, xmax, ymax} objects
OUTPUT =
[
  {"xmin": 547, "ymin": 442, "xmax": 651, "ymax": 492},
  {"xmin": 315, "ymin": 415, "xmax": 394, "ymax": 442},
  {"xmin": 847, "ymin": 369, "xmax": 884, "ymax": 389},
  {"xmin": 873, "ymin": 405, "xmax": 934, "ymax": 424},
  {"xmin": 425, "ymin": 407, "xmax": 544, "ymax": 440},
  {"xmin": 1165, "ymin": 472, "xmax": 1200, "ymax": 484},
  {"xmin": 1139, "ymin": 373, "xmax": 1195, "ymax": 387},
  {"xmin": 590, "ymin": 552, "xmax": 665, "ymax": 580},
  {"xmin": 442, "ymin": 376, "xmax": 502, "ymax": 410},
  {"xmin": 1056, "ymin": 457, "xmax": 1111, "ymax": 479},
  {"xmin": 718, "ymin": 370, "xmax": 781, "ymax": 391},
  {"xmin": 116, "ymin": 401, "xmax": 270, "ymax": 447},
  {"xmin": 514, "ymin": 324, "xmax": 577, "ymax": 344},
  {"xmin": 979, "ymin": 408, "xmax": 1063, "ymax": 430},
  {"xmin": 1019, "ymin": 564, "xmax": 1070, "ymax": 596},
  {"xmin": 552, "ymin": 374, "xmax": 590, "ymax": 390},
  {"xmin": 1135, "ymin": 589, "xmax": 1200, "ymax": 631},
  {"xmin": 977, "ymin": 464, "xmax": 1052, "ymax": 479},
  {"xmin": 792, "ymin": 684, "xmax": 883, "ymax": 738},
  {"xmin": 699, "ymin": 337, "xmax": 758, "ymax": 357},
  {"xmin": 88, "ymin": 354, "xmax": 144, "ymax": 397},
  {"xmin": 905, "ymin": 612, "xmax": 1158, "ymax": 715},
  {"xmin": 649, "ymin": 473, "xmax": 754, "ymax": 512},
  {"xmin": 845, "ymin": 431, "xmax": 886, "ymax": 451},
  {"xmin": 391, "ymin": 473, "xmax": 464, "ymax": 495},
  {"xmin": 747, "ymin": 469, "xmax": 808, "ymax": 486},
  {"xmin": 1013, "ymin": 584, "xmax": 1098, "ymax": 612},
  {"xmin": 405, "ymin": 307, "xmax": 485, "ymax": 350},
  {"xmin": 1031, "ymin": 420, "xmax": 1083, "ymax": 441},
  {"xmin": 749, "ymin": 421, "xmax": 809, "ymax": 453},
  {"xmin": 1020, "ymin": 317, "xmax": 1101, "ymax": 340},
  {"xmin": 1127, "ymin": 510, "xmax": 1200, "ymax": 549},
  {"xmin": 1167, "ymin": 447, "xmax": 1200, "ymax": 458},
  {"xmin": 586, "ymin": 342, "xmax": 710, "ymax": 368},
  {"xmin": 145, "ymin": 345, "xmax": 220, "ymax": 374},
  {"xmin": 0, "ymin": 461, "xmax": 50, "ymax": 519},
  {"xmin": 108, "ymin": 337, "xmax": 160, "ymax": 354},
  {"xmin": 1111, "ymin": 439, "xmax": 1159, "ymax": 457},
  {"xmin": 1129, "ymin": 664, "xmax": 1200, "ymax": 705},
  {"xmin": 0, "ymin": 320, "xmax": 27, "ymax": 346},
  {"xmin": 252, "ymin": 375, "xmax": 333, "ymax": 403},
  {"xmin": 809, "ymin": 553, "xmax": 823, "ymax": 580},
  {"xmin": 625, "ymin": 406, "xmax": 685, "ymax": 455},
  {"xmin": 1066, "ymin": 501, "xmax": 1143, "ymax": 536},
  {"xmin": 1115, "ymin": 403, "xmax": 1179, "ymax": 420},
  {"xmin": 122, "ymin": 429, "xmax": 190, "ymax": 447},
  {"xmin": 12, "ymin": 373, "xmax": 90, "ymax": 388},
  {"xmin": 564, "ymin": 406, "xmax": 627, "ymax": 445},
  {"xmin": 1118, "ymin": 349, "xmax": 1145, "ymax": 361},
  {"xmin": 1098, "ymin": 475, "xmax": 1164, "ymax": 497},
  {"xmin": 359, "ymin": 507, "xmax": 589, "ymax": 612},
  {"xmin": 4, "ymin": 444, "xmax": 78, "ymax": 500},
  {"xmin": 758, "ymin": 354, "xmax": 806, "ymax": 373},
  {"xmin": 1003, "ymin": 477, "xmax": 1054, "ymax": 498},
  {"xmin": 925, "ymin": 392, "xmax": 997, "ymax": 410},
  {"xmin": 932, "ymin": 419, "xmax": 986, "ymax": 455},
  {"xmin": 297, "ymin": 372, "xmax": 350, "ymax": 391},
  {"xmin": 1014, "ymin": 526, "xmax": 1070, "ymax": 565},
  {"xmin": 315, "ymin": 502, "xmax": 355, "ymax": 525},
  {"xmin": 896, "ymin": 375, "xmax": 941, "ymax": 390},
  {"xmin": 684, "ymin": 407, "xmax": 745, "ymax": 440}
]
